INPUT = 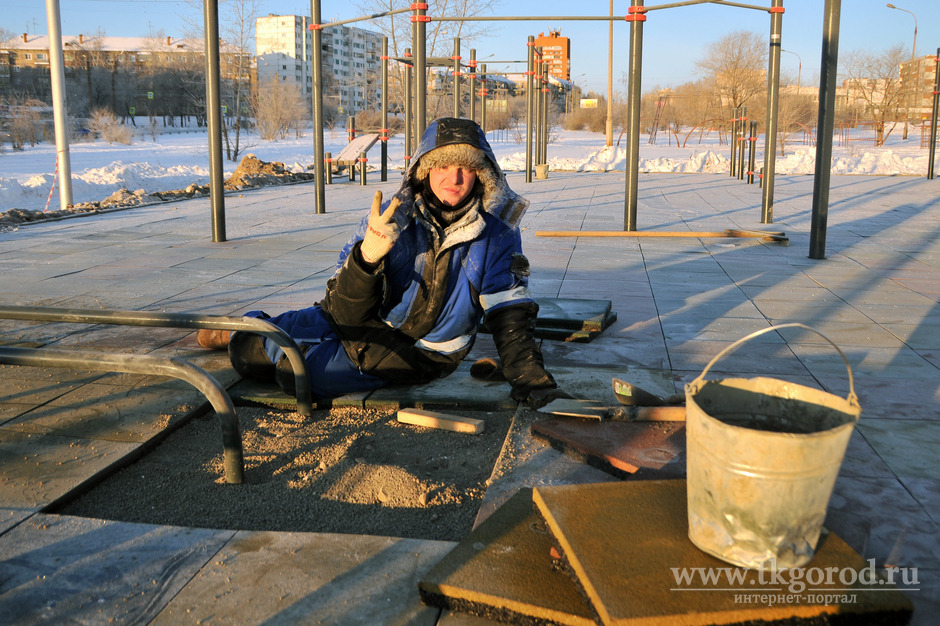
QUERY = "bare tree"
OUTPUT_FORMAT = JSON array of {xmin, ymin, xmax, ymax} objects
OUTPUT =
[
  {"xmin": 840, "ymin": 44, "xmax": 907, "ymax": 146},
  {"xmin": 179, "ymin": 0, "xmax": 259, "ymax": 160},
  {"xmin": 252, "ymin": 79, "xmax": 307, "ymax": 140},
  {"xmin": 696, "ymin": 30, "xmax": 767, "ymax": 114},
  {"xmin": 349, "ymin": 0, "xmax": 503, "ymax": 118}
]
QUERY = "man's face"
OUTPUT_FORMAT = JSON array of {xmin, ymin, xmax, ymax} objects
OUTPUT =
[{"xmin": 428, "ymin": 165, "xmax": 477, "ymax": 207}]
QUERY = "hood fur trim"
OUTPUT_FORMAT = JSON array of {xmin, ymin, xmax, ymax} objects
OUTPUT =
[{"xmin": 412, "ymin": 143, "xmax": 503, "ymax": 214}]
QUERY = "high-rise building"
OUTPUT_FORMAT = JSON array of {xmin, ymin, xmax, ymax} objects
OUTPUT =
[
  {"xmin": 899, "ymin": 54, "xmax": 938, "ymax": 120},
  {"xmin": 255, "ymin": 14, "xmax": 383, "ymax": 113},
  {"xmin": 533, "ymin": 30, "xmax": 570, "ymax": 81}
]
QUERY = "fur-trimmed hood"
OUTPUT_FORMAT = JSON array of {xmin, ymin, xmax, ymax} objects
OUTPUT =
[{"xmin": 390, "ymin": 118, "xmax": 528, "ymax": 228}]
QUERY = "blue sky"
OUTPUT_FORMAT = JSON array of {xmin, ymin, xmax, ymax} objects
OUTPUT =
[{"xmin": 2, "ymin": 0, "xmax": 936, "ymax": 94}]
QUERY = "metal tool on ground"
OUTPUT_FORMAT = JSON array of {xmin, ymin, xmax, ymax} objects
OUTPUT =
[
  {"xmin": 611, "ymin": 378, "xmax": 683, "ymax": 406},
  {"xmin": 537, "ymin": 398, "xmax": 685, "ymax": 422}
]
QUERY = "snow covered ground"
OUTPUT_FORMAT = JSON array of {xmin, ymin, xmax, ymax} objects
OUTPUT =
[{"xmin": 0, "ymin": 121, "xmax": 934, "ymax": 212}]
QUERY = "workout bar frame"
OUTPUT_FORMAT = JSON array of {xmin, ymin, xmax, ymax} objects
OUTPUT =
[
  {"xmin": 0, "ymin": 306, "xmax": 315, "ymax": 417},
  {"xmin": 0, "ymin": 346, "xmax": 244, "ymax": 484}
]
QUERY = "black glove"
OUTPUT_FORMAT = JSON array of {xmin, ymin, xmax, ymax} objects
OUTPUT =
[
  {"xmin": 524, "ymin": 387, "xmax": 576, "ymax": 410},
  {"xmin": 486, "ymin": 303, "xmax": 558, "ymax": 400}
]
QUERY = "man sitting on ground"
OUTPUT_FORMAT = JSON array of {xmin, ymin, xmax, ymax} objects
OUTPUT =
[{"xmin": 198, "ymin": 117, "xmax": 568, "ymax": 408}]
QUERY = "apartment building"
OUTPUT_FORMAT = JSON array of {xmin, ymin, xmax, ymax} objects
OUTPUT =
[
  {"xmin": 0, "ymin": 32, "xmax": 249, "ymax": 78},
  {"xmin": 255, "ymin": 14, "xmax": 383, "ymax": 113},
  {"xmin": 899, "ymin": 54, "xmax": 938, "ymax": 120},
  {"xmin": 533, "ymin": 30, "xmax": 570, "ymax": 81}
]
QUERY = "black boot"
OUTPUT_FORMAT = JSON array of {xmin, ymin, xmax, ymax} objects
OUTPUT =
[
  {"xmin": 228, "ymin": 331, "xmax": 275, "ymax": 382},
  {"xmin": 274, "ymin": 348, "xmax": 310, "ymax": 398}
]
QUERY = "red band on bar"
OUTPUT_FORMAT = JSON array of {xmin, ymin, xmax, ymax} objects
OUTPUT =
[
  {"xmin": 324, "ymin": 158, "xmax": 333, "ymax": 163},
  {"xmin": 308, "ymin": 24, "xmax": 323, "ymax": 30},
  {"xmin": 524, "ymin": 71, "xmax": 535, "ymax": 75},
  {"xmin": 380, "ymin": 56, "xmax": 389, "ymax": 60},
  {"xmin": 768, "ymin": 6, "xmax": 784, "ymax": 13},
  {"xmin": 404, "ymin": 155, "xmax": 412, "ymax": 159},
  {"xmin": 450, "ymin": 56, "xmax": 461, "ymax": 60},
  {"xmin": 749, "ymin": 137, "xmax": 757, "ymax": 141},
  {"xmin": 410, "ymin": 2, "xmax": 428, "ymax": 9},
  {"xmin": 411, "ymin": 15, "xmax": 430, "ymax": 22},
  {"xmin": 454, "ymin": 71, "xmax": 462, "ymax": 76},
  {"xmin": 468, "ymin": 60, "xmax": 477, "ymax": 67},
  {"xmin": 624, "ymin": 14, "xmax": 647, "ymax": 22},
  {"xmin": 358, "ymin": 157, "xmax": 368, "ymax": 162},
  {"xmin": 628, "ymin": 5, "xmax": 647, "ymax": 13}
]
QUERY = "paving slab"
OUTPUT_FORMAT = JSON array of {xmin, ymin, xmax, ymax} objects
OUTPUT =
[
  {"xmin": 826, "ymin": 475, "xmax": 940, "ymax": 571},
  {"xmin": 530, "ymin": 416, "xmax": 686, "ymax": 479},
  {"xmin": 366, "ymin": 361, "xmax": 519, "ymax": 411},
  {"xmin": 0, "ymin": 430, "xmax": 137, "ymax": 509},
  {"xmin": 473, "ymin": 406, "xmax": 616, "ymax": 529},
  {"xmin": 533, "ymin": 480, "xmax": 913, "ymax": 626},
  {"xmin": 419, "ymin": 489, "xmax": 595, "ymax": 626},
  {"xmin": 152, "ymin": 531, "xmax": 451, "ymax": 626},
  {"xmin": 857, "ymin": 420, "xmax": 940, "ymax": 480},
  {"xmin": 0, "ymin": 514, "xmax": 233, "ymax": 624}
]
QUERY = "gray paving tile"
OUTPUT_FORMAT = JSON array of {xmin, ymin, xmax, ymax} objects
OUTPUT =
[
  {"xmin": 858, "ymin": 420, "xmax": 940, "ymax": 479},
  {"xmin": 0, "ymin": 514, "xmax": 233, "ymax": 624},
  {"xmin": 0, "ymin": 507, "xmax": 33, "ymax": 535},
  {"xmin": 0, "ymin": 431, "xmax": 136, "ymax": 507},
  {"xmin": 826, "ymin": 476, "xmax": 940, "ymax": 570},
  {"xmin": 150, "ymin": 532, "xmax": 450, "ymax": 625},
  {"xmin": 2, "ymin": 382, "xmax": 205, "ymax": 441}
]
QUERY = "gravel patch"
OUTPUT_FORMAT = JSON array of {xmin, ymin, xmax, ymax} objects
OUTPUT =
[{"xmin": 54, "ymin": 404, "xmax": 515, "ymax": 542}]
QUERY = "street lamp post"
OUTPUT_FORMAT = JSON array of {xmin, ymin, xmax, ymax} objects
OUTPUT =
[
  {"xmin": 781, "ymin": 49, "xmax": 801, "ymax": 97},
  {"xmin": 887, "ymin": 3, "xmax": 917, "ymax": 139}
]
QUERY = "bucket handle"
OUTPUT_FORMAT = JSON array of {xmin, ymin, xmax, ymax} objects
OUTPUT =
[{"xmin": 689, "ymin": 323, "xmax": 858, "ymax": 406}]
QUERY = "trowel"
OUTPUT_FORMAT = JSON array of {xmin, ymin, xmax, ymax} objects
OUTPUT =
[
  {"xmin": 536, "ymin": 398, "xmax": 685, "ymax": 422},
  {"xmin": 611, "ymin": 378, "xmax": 684, "ymax": 406}
]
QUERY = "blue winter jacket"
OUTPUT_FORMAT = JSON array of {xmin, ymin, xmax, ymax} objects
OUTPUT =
[{"xmin": 321, "ymin": 118, "xmax": 549, "ymax": 388}]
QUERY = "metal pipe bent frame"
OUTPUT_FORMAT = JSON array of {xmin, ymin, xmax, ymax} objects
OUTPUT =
[
  {"xmin": 0, "ymin": 346, "xmax": 244, "ymax": 484},
  {"xmin": 0, "ymin": 306, "xmax": 314, "ymax": 417}
]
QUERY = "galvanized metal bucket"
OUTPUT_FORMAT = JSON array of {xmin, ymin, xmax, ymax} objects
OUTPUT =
[{"xmin": 685, "ymin": 323, "xmax": 861, "ymax": 570}]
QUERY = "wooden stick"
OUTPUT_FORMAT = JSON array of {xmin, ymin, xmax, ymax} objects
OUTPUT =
[{"xmin": 536, "ymin": 229, "xmax": 784, "ymax": 239}]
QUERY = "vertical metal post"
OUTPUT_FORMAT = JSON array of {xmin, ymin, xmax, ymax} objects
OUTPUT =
[
  {"xmin": 738, "ymin": 106, "xmax": 747, "ymax": 180},
  {"xmin": 325, "ymin": 151, "xmax": 332, "ymax": 184},
  {"xmin": 359, "ymin": 151, "xmax": 367, "ymax": 185},
  {"xmin": 404, "ymin": 48, "xmax": 413, "ymax": 169},
  {"xmin": 535, "ymin": 48, "xmax": 543, "ymax": 165},
  {"xmin": 747, "ymin": 120, "xmax": 757, "ymax": 184},
  {"xmin": 453, "ymin": 38, "xmax": 461, "ymax": 118},
  {"xmin": 381, "ymin": 37, "xmax": 388, "ymax": 182},
  {"xmin": 204, "ymin": 0, "xmax": 226, "ymax": 241},
  {"xmin": 761, "ymin": 0, "xmax": 784, "ymax": 223},
  {"xmin": 347, "ymin": 115, "xmax": 355, "ymax": 182},
  {"xmin": 623, "ymin": 1, "xmax": 645, "ymax": 231},
  {"xmin": 311, "ymin": 0, "xmax": 325, "ymax": 214},
  {"xmin": 541, "ymin": 62, "xmax": 549, "ymax": 165},
  {"xmin": 44, "ymin": 0, "xmax": 73, "ymax": 211},
  {"xmin": 809, "ymin": 0, "xmax": 841, "ymax": 259},
  {"xmin": 730, "ymin": 107, "xmax": 738, "ymax": 177},
  {"xmin": 469, "ymin": 49, "xmax": 477, "ymax": 123},
  {"xmin": 413, "ymin": 3, "xmax": 428, "ymax": 140},
  {"xmin": 928, "ymin": 49, "xmax": 939, "ymax": 180},
  {"xmin": 480, "ymin": 64, "xmax": 488, "ymax": 134},
  {"xmin": 526, "ymin": 36, "xmax": 535, "ymax": 182}
]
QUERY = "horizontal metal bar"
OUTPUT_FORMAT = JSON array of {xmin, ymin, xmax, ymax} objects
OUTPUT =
[
  {"xmin": 434, "ymin": 16, "xmax": 628, "ymax": 21},
  {"xmin": 0, "ymin": 306, "xmax": 314, "ymax": 417},
  {"xmin": 0, "ymin": 346, "xmax": 244, "ymax": 484},
  {"xmin": 316, "ymin": 7, "xmax": 411, "ymax": 29}
]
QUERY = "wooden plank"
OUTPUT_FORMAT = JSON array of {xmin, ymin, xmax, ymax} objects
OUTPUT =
[{"xmin": 397, "ymin": 408, "xmax": 485, "ymax": 435}]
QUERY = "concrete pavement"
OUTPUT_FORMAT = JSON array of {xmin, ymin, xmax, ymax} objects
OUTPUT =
[{"xmin": 1, "ymin": 170, "xmax": 938, "ymax": 624}]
